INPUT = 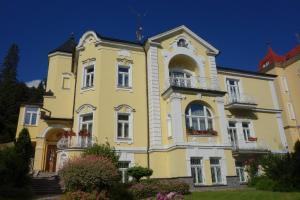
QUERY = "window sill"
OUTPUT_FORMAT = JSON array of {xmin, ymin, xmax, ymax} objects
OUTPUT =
[
  {"xmin": 116, "ymin": 138, "xmax": 133, "ymax": 144},
  {"xmin": 116, "ymin": 86, "xmax": 133, "ymax": 92},
  {"xmin": 81, "ymin": 86, "xmax": 95, "ymax": 93},
  {"xmin": 23, "ymin": 124, "xmax": 38, "ymax": 127}
]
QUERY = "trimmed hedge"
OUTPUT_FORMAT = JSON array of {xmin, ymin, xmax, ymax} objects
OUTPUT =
[{"xmin": 129, "ymin": 179, "xmax": 189, "ymax": 199}]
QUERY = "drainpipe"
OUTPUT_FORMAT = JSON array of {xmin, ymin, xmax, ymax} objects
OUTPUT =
[{"xmin": 71, "ymin": 48, "xmax": 78, "ymax": 130}]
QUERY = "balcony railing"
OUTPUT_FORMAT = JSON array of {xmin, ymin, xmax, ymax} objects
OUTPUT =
[
  {"xmin": 231, "ymin": 139, "xmax": 269, "ymax": 153},
  {"xmin": 166, "ymin": 76, "xmax": 220, "ymax": 91},
  {"xmin": 226, "ymin": 93, "xmax": 257, "ymax": 109},
  {"xmin": 57, "ymin": 136, "xmax": 97, "ymax": 149}
]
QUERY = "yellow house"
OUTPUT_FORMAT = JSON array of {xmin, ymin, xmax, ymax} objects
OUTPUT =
[
  {"xmin": 259, "ymin": 45, "xmax": 300, "ymax": 151},
  {"xmin": 16, "ymin": 25, "xmax": 289, "ymax": 188}
]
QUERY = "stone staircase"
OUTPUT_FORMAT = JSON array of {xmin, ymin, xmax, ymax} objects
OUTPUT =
[{"xmin": 32, "ymin": 172, "xmax": 63, "ymax": 196}]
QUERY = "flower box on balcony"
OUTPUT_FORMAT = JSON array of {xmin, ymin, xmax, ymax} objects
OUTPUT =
[
  {"xmin": 187, "ymin": 129, "xmax": 218, "ymax": 136},
  {"xmin": 248, "ymin": 137, "xmax": 257, "ymax": 142}
]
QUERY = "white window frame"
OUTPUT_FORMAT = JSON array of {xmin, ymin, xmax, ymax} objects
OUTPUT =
[
  {"xmin": 78, "ymin": 113, "xmax": 94, "ymax": 147},
  {"xmin": 280, "ymin": 76, "xmax": 289, "ymax": 93},
  {"xmin": 228, "ymin": 121, "xmax": 238, "ymax": 149},
  {"xmin": 185, "ymin": 104, "xmax": 214, "ymax": 131},
  {"xmin": 242, "ymin": 122, "xmax": 252, "ymax": 142},
  {"xmin": 169, "ymin": 69, "xmax": 193, "ymax": 88},
  {"xmin": 190, "ymin": 157, "xmax": 204, "ymax": 185},
  {"xmin": 81, "ymin": 62, "xmax": 95, "ymax": 91},
  {"xmin": 210, "ymin": 158, "xmax": 223, "ymax": 184},
  {"xmin": 116, "ymin": 63, "xmax": 132, "ymax": 91},
  {"xmin": 236, "ymin": 166, "xmax": 247, "ymax": 183},
  {"xmin": 117, "ymin": 113, "xmax": 130, "ymax": 139},
  {"xmin": 24, "ymin": 106, "xmax": 39, "ymax": 126},
  {"xmin": 226, "ymin": 78, "xmax": 241, "ymax": 102},
  {"xmin": 287, "ymin": 102, "xmax": 296, "ymax": 120},
  {"xmin": 118, "ymin": 161, "xmax": 131, "ymax": 183},
  {"xmin": 115, "ymin": 108, "xmax": 134, "ymax": 144}
]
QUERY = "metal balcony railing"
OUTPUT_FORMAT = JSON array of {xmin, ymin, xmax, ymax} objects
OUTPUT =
[
  {"xmin": 166, "ymin": 76, "xmax": 220, "ymax": 91},
  {"xmin": 57, "ymin": 136, "xmax": 97, "ymax": 149},
  {"xmin": 227, "ymin": 93, "xmax": 257, "ymax": 105}
]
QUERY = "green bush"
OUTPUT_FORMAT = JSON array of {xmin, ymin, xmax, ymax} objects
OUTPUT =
[
  {"xmin": 15, "ymin": 128, "xmax": 34, "ymax": 165},
  {"xmin": 127, "ymin": 166, "xmax": 153, "ymax": 182},
  {"xmin": 82, "ymin": 142, "xmax": 119, "ymax": 166},
  {"xmin": 0, "ymin": 185, "xmax": 33, "ymax": 199},
  {"xmin": 129, "ymin": 179, "xmax": 189, "ymax": 199},
  {"xmin": 59, "ymin": 155, "xmax": 121, "ymax": 192}
]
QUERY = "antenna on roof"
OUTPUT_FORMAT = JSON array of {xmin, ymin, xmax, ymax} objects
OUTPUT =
[{"xmin": 129, "ymin": 6, "xmax": 147, "ymax": 42}]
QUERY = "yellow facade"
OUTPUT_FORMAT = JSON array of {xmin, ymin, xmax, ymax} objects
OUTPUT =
[{"xmin": 16, "ymin": 26, "xmax": 289, "ymax": 187}]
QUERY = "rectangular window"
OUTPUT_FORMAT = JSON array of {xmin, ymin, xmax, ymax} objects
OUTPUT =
[
  {"xmin": 210, "ymin": 158, "xmax": 222, "ymax": 184},
  {"xmin": 117, "ymin": 113, "xmax": 130, "ymax": 139},
  {"xmin": 242, "ymin": 122, "xmax": 251, "ymax": 142},
  {"xmin": 24, "ymin": 107, "xmax": 39, "ymax": 126},
  {"xmin": 281, "ymin": 76, "xmax": 289, "ymax": 93},
  {"xmin": 62, "ymin": 76, "xmax": 70, "ymax": 89},
  {"xmin": 190, "ymin": 157, "xmax": 204, "ymax": 185},
  {"xmin": 236, "ymin": 166, "xmax": 246, "ymax": 183},
  {"xmin": 79, "ymin": 113, "xmax": 93, "ymax": 147},
  {"xmin": 228, "ymin": 121, "xmax": 238, "ymax": 149},
  {"xmin": 226, "ymin": 79, "xmax": 240, "ymax": 102},
  {"xmin": 83, "ymin": 65, "xmax": 94, "ymax": 88},
  {"xmin": 287, "ymin": 103, "xmax": 296, "ymax": 120},
  {"xmin": 118, "ymin": 65, "xmax": 130, "ymax": 88},
  {"xmin": 118, "ymin": 161, "xmax": 130, "ymax": 183}
]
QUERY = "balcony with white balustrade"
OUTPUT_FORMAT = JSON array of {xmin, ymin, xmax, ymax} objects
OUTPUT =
[{"xmin": 225, "ymin": 93, "xmax": 257, "ymax": 110}]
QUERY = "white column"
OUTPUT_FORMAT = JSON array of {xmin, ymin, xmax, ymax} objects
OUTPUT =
[
  {"xmin": 147, "ymin": 44, "xmax": 162, "ymax": 147},
  {"xmin": 215, "ymin": 97, "xmax": 230, "ymax": 146},
  {"xmin": 170, "ymin": 93, "xmax": 184, "ymax": 143}
]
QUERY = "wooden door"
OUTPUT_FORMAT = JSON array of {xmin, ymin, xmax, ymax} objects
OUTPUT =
[{"xmin": 45, "ymin": 145, "xmax": 57, "ymax": 172}]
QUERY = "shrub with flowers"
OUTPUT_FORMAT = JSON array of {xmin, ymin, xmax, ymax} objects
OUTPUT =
[
  {"xmin": 59, "ymin": 155, "xmax": 120, "ymax": 193},
  {"xmin": 129, "ymin": 179, "xmax": 189, "ymax": 199}
]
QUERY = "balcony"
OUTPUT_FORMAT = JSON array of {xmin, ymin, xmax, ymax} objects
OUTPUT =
[
  {"xmin": 166, "ymin": 76, "xmax": 221, "ymax": 91},
  {"xmin": 225, "ymin": 93, "xmax": 257, "ymax": 110},
  {"xmin": 231, "ymin": 139, "xmax": 270, "ymax": 154},
  {"xmin": 57, "ymin": 135, "xmax": 97, "ymax": 149}
]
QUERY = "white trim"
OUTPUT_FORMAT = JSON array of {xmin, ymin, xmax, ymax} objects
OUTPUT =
[
  {"xmin": 115, "ymin": 63, "xmax": 133, "ymax": 91},
  {"xmin": 215, "ymin": 97, "xmax": 230, "ymax": 145},
  {"xmin": 39, "ymin": 125, "xmax": 69, "ymax": 138},
  {"xmin": 76, "ymin": 104, "xmax": 97, "ymax": 114},
  {"xmin": 280, "ymin": 76, "xmax": 289, "ymax": 93},
  {"xmin": 114, "ymin": 105, "xmax": 135, "ymax": 144},
  {"xmin": 268, "ymin": 81, "xmax": 288, "ymax": 150},
  {"xmin": 48, "ymin": 52, "xmax": 72, "ymax": 58},
  {"xmin": 218, "ymin": 70, "xmax": 276, "ymax": 81},
  {"xmin": 148, "ymin": 25, "xmax": 219, "ymax": 54},
  {"xmin": 81, "ymin": 61, "xmax": 96, "ymax": 91},
  {"xmin": 77, "ymin": 31, "xmax": 101, "ymax": 50},
  {"xmin": 287, "ymin": 102, "xmax": 296, "ymax": 120},
  {"xmin": 23, "ymin": 106, "xmax": 40, "ymax": 127}
]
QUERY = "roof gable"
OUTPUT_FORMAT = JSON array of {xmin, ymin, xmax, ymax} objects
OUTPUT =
[{"xmin": 148, "ymin": 25, "xmax": 219, "ymax": 54}]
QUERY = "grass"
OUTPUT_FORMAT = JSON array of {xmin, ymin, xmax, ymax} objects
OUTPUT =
[{"xmin": 185, "ymin": 189, "xmax": 300, "ymax": 200}]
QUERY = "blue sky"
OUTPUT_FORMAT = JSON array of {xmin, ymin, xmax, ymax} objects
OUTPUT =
[{"xmin": 0, "ymin": 0, "xmax": 299, "ymax": 82}]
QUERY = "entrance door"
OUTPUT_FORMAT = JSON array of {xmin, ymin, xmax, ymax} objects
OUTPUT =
[{"xmin": 45, "ymin": 145, "xmax": 57, "ymax": 172}]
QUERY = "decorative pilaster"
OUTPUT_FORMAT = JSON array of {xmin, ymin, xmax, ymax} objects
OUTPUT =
[
  {"xmin": 215, "ymin": 97, "xmax": 230, "ymax": 145},
  {"xmin": 147, "ymin": 44, "xmax": 162, "ymax": 147},
  {"xmin": 169, "ymin": 93, "xmax": 185, "ymax": 143},
  {"xmin": 208, "ymin": 55, "xmax": 220, "ymax": 90}
]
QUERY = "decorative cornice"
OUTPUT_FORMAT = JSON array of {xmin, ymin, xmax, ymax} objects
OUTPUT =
[
  {"xmin": 114, "ymin": 104, "xmax": 136, "ymax": 112},
  {"xmin": 76, "ymin": 104, "xmax": 97, "ymax": 113}
]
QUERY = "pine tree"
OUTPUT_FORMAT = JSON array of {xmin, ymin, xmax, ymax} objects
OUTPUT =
[
  {"xmin": 0, "ymin": 44, "xmax": 20, "ymax": 142},
  {"xmin": 15, "ymin": 128, "xmax": 34, "ymax": 165}
]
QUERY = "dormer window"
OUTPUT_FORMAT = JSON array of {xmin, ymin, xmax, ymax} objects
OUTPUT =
[{"xmin": 177, "ymin": 39, "xmax": 188, "ymax": 48}]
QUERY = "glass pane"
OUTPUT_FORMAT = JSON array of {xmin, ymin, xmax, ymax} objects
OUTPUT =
[
  {"xmin": 26, "ymin": 107, "xmax": 38, "ymax": 112},
  {"xmin": 211, "ymin": 167, "xmax": 216, "ymax": 183},
  {"xmin": 24, "ymin": 113, "xmax": 31, "ymax": 124},
  {"xmin": 190, "ymin": 158, "xmax": 201, "ymax": 165},
  {"xmin": 242, "ymin": 122, "xmax": 249, "ymax": 128},
  {"xmin": 124, "ymin": 123, "xmax": 129, "ymax": 138},
  {"xmin": 216, "ymin": 167, "xmax": 222, "ymax": 183},
  {"xmin": 117, "ymin": 123, "xmax": 122, "ymax": 137},
  {"xmin": 31, "ymin": 113, "xmax": 37, "ymax": 125},
  {"xmin": 88, "ymin": 123, "xmax": 93, "ymax": 134},
  {"xmin": 118, "ymin": 114, "xmax": 129, "ymax": 121},
  {"xmin": 82, "ymin": 114, "xmax": 93, "ymax": 122},
  {"xmin": 86, "ymin": 75, "xmax": 90, "ymax": 87},
  {"xmin": 199, "ymin": 118, "xmax": 206, "ymax": 130},
  {"xmin": 197, "ymin": 167, "xmax": 203, "ymax": 183},
  {"xmin": 87, "ymin": 66, "xmax": 94, "ymax": 73},
  {"xmin": 81, "ymin": 124, "xmax": 87, "ymax": 131},
  {"xmin": 190, "ymin": 104, "xmax": 204, "ymax": 116},
  {"xmin": 191, "ymin": 167, "xmax": 196, "ymax": 183},
  {"xmin": 119, "ymin": 67, "xmax": 129, "ymax": 73},
  {"xmin": 124, "ymin": 74, "xmax": 129, "ymax": 87},
  {"xmin": 118, "ymin": 161, "xmax": 130, "ymax": 168},
  {"xmin": 91, "ymin": 74, "xmax": 94, "ymax": 86},
  {"xmin": 118, "ymin": 73, "xmax": 123, "ymax": 86},
  {"xmin": 192, "ymin": 117, "xmax": 198, "ymax": 130},
  {"xmin": 208, "ymin": 119, "xmax": 213, "ymax": 130},
  {"xmin": 210, "ymin": 158, "xmax": 220, "ymax": 165}
]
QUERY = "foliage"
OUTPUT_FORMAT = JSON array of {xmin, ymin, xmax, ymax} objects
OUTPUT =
[
  {"xmin": 15, "ymin": 128, "xmax": 33, "ymax": 165},
  {"xmin": 127, "ymin": 166, "xmax": 153, "ymax": 182},
  {"xmin": 0, "ymin": 147, "xmax": 31, "ymax": 188},
  {"xmin": 62, "ymin": 190, "xmax": 108, "ymax": 200},
  {"xmin": 0, "ymin": 44, "xmax": 45, "ymax": 142},
  {"xmin": 82, "ymin": 142, "xmax": 119, "ymax": 166},
  {"xmin": 129, "ymin": 179, "xmax": 189, "ymax": 199},
  {"xmin": 59, "ymin": 155, "xmax": 121, "ymax": 193},
  {"xmin": 0, "ymin": 185, "xmax": 33, "ymax": 199},
  {"xmin": 184, "ymin": 190, "xmax": 300, "ymax": 200},
  {"xmin": 244, "ymin": 158, "xmax": 259, "ymax": 180},
  {"xmin": 250, "ymin": 140, "xmax": 300, "ymax": 191},
  {"xmin": 155, "ymin": 192, "xmax": 184, "ymax": 200}
]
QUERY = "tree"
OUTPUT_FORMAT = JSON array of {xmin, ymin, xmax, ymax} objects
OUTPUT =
[
  {"xmin": 15, "ymin": 128, "xmax": 34, "ymax": 166},
  {"xmin": 127, "ymin": 166, "xmax": 153, "ymax": 182}
]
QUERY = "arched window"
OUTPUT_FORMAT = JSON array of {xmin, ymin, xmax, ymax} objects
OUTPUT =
[{"xmin": 185, "ymin": 103, "xmax": 213, "ymax": 131}]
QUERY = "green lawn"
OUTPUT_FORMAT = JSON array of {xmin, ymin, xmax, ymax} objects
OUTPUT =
[{"xmin": 185, "ymin": 189, "xmax": 300, "ymax": 200}]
